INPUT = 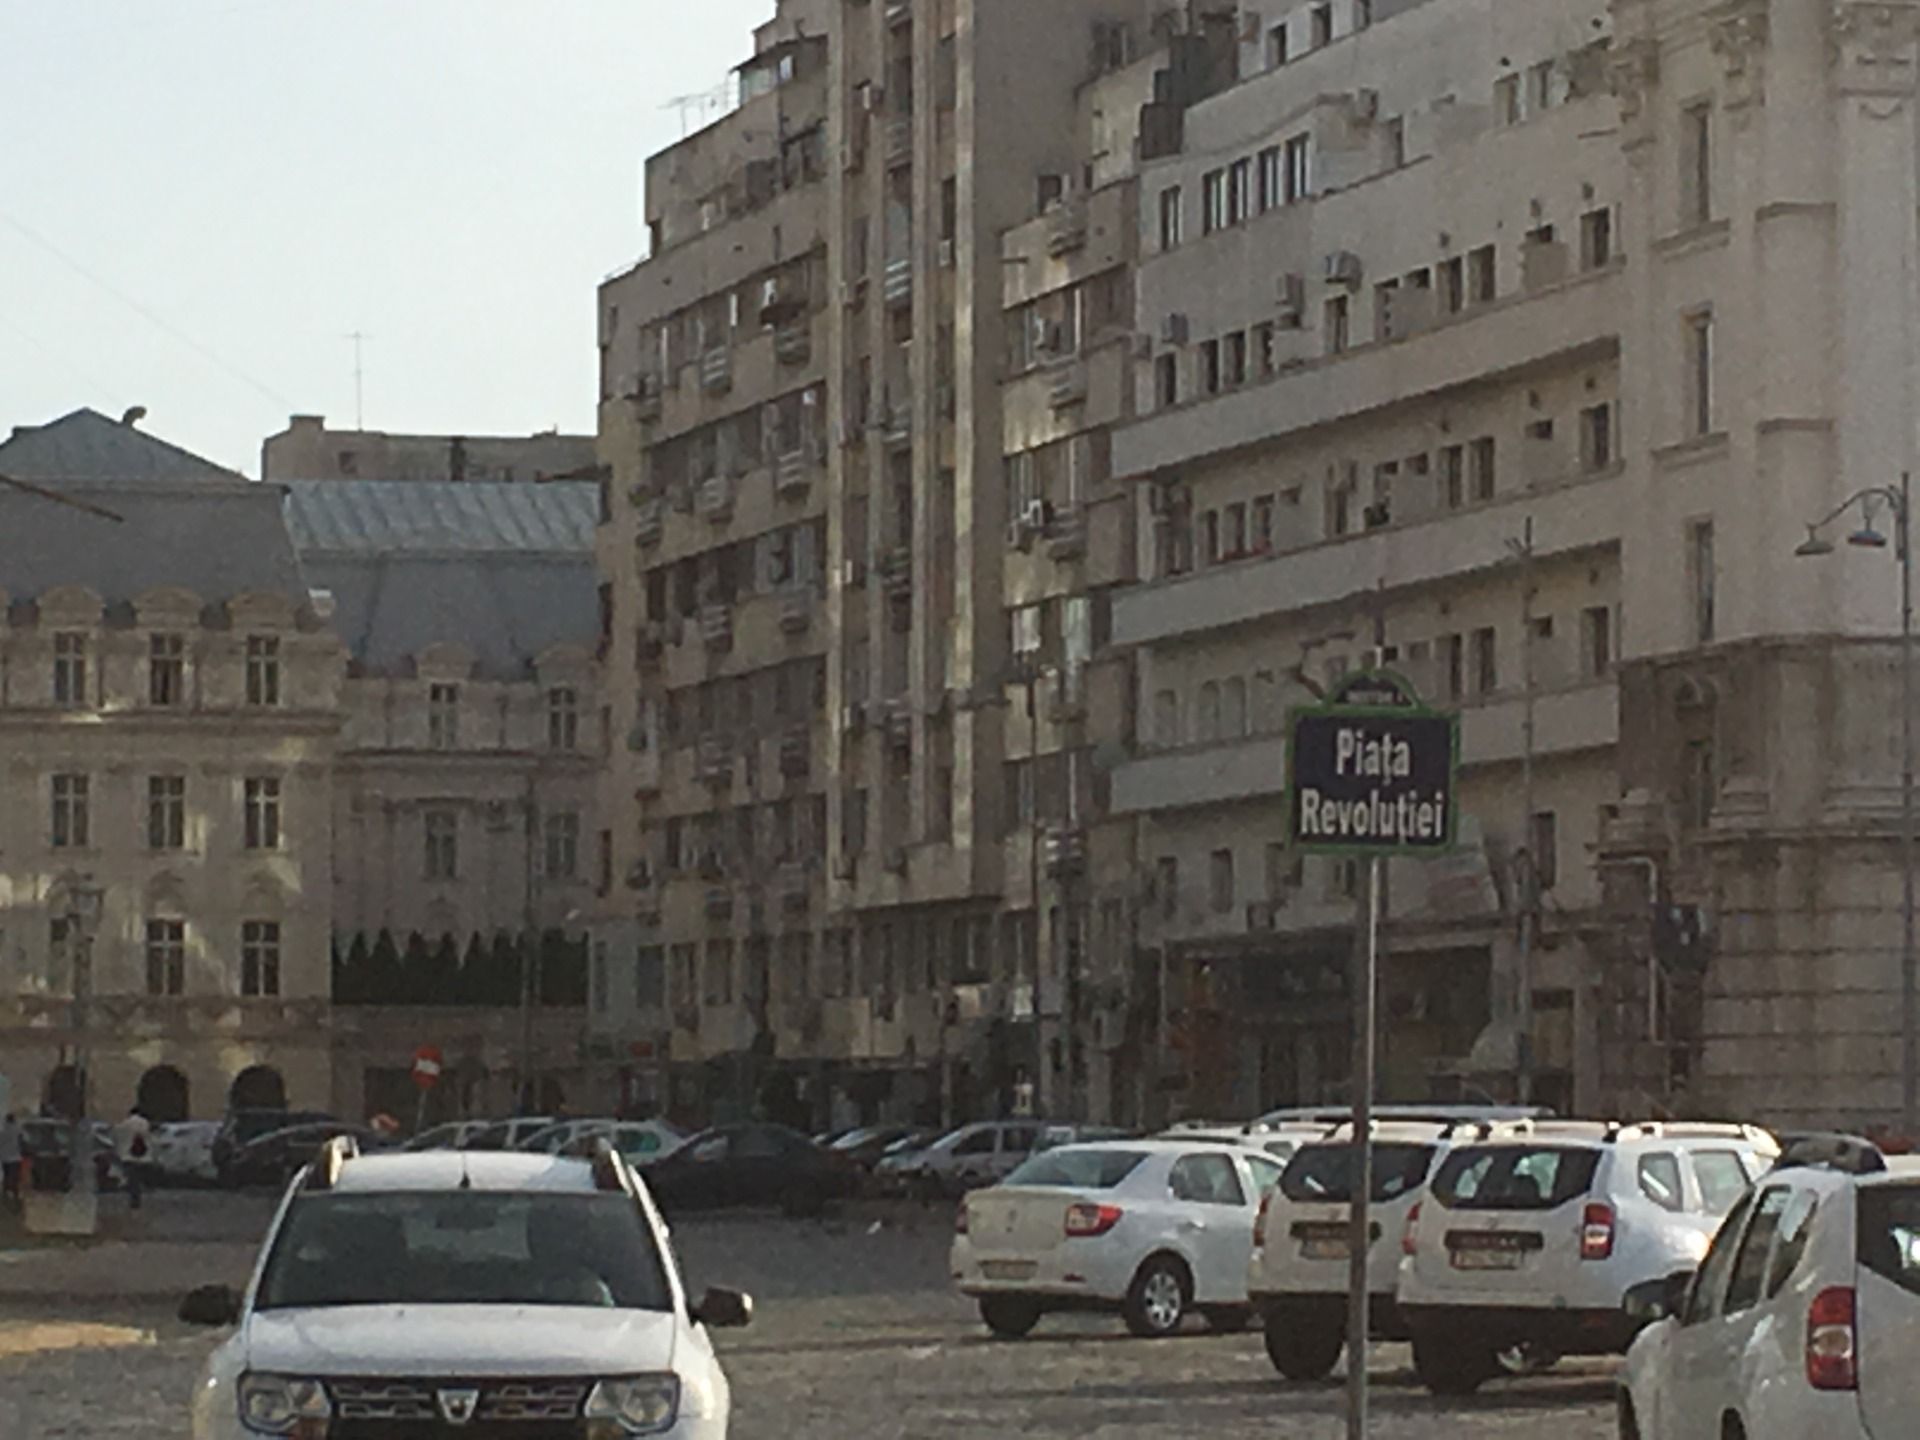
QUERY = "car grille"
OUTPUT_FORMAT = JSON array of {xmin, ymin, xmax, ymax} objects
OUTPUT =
[{"xmin": 325, "ymin": 1377, "xmax": 589, "ymax": 1437}]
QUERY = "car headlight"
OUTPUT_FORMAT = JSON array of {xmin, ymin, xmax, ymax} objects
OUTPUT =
[
  {"xmin": 236, "ymin": 1373, "xmax": 331, "ymax": 1436},
  {"xmin": 585, "ymin": 1374, "xmax": 682, "ymax": 1435}
]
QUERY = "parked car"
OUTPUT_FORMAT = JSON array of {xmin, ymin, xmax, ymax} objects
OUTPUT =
[
  {"xmin": 146, "ymin": 1120, "xmax": 222, "ymax": 1186},
  {"xmin": 1397, "ymin": 1119, "xmax": 1777, "ymax": 1394},
  {"xmin": 401, "ymin": 1119, "xmax": 496, "ymax": 1152},
  {"xmin": 952, "ymin": 1139, "xmax": 1287, "ymax": 1339},
  {"xmin": 1159, "ymin": 1122, "xmax": 1327, "ymax": 1165},
  {"xmin": 642, "ymin": 1123, "xmax": 860, "ymax": 1216},
  {"xmin": 1037, "ymin": 1124, "xmax": 1136, "ymax": 1152},
  {"xmin": 1251, "ymin": 1104, "xmax": 1551, "ymax": 1130},
  {"xmin": 218, "ymin": 1122, "xmax": 392, "ymax": 1189},
  {"xmin": 1250, "ymin": 1120, "xmax": 1458, "ymax": 1379},
  {"xmin": 828, "ymin": 1124, "xmax": 935, "ymax": 1174},
  {"xmin": 520, "ymin": 1117, "xmax": 686, "ymax": 1166},
  {"xmin": 210, "ymin": 1108, "xmax": 333, "ymax": 1178},
  {"xmin": 459, "ymin": 1115, "xmax": 558, "ymax": 1151},
  {"xmin": 20, "ymin": 1118, "xmax": 123, "ymax": 1192},
  {"xmin": 181, "ymin": 1142, "xmax": 752, "ymax": 1440},
  {"xmin": 896, "ymin": 1120, "xmax": 1053, "ymax": 1198},
  {"xmin": 1618, "ymin": 1134, "xmax": 1919, "ymax": 1440}
]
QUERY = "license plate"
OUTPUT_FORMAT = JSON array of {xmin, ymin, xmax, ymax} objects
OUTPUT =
[
  {"xmin": 1450, "ymin": 1248, "xmax": 1523, "ymax": 1270},
  {"xmin": 1301, "ymin": 1237, "xmax": 1349, "ymax": 1260},
  {"xmin": 982, "ymin": 1260, "xmax": 1036, "ymax": 1281}
]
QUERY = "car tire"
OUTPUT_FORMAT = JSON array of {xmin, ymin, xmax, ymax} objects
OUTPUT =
[
  {"xmin": 979, "ymin": 1296, "xmax": 1042, "ymax": 1339},
  {"xmin": 1123, "ymin": 1255, "xmax": 1192, "ymax": 1339},
  {"xmin": 1262, "ymin": 1313, "xmax": 1344, "ymax": 1381},
  {"xmin": 1202, "ymin": 1305, "xmax": 1253, "ymax": 1335},
  {"xmin": 1411, "ymin": 1329, "xmax": 1497, "ymax": 1396}
]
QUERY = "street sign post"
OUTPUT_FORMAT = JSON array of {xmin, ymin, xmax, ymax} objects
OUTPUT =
[
  {"xmin": 411, "ymin": 1044, "xmax": 444, "ymax": 1091},
  {"xmin": 1288, "ymin": 672, "xmax": 1458, "ymax": 1440}
]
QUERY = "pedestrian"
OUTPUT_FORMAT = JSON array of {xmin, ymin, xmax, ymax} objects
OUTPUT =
[
  {"xmin": 113, "ymin": 1106, "xmax": 151, "ymax": 1211},
  {"xmin": 0, "ymin": 1113, "xmax": 20, "ymax": 1207}
]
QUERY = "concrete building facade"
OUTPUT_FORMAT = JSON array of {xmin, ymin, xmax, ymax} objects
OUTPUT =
[{"xmin": 263, "ymin": 415, "xmax": 597, "ymax": 486}]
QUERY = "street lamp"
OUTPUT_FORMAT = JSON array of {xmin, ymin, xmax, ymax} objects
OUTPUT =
[
  {"xmin": 1796, "ymin": 473, "xmax": 1914, "ymax": 1136},
  {"xmin": 63, "ymin": 883, "xmax": 104, "ymax": 1215}
]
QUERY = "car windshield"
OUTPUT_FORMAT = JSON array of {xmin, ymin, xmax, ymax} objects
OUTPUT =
[
  {"xmin": 1003, "ymin": 1149, "xmax": 1148, "ymax": 1190},
  {"xmin": 1430, "ymin": 1144, "xmax": 1601, "ymax": 1210},
  {"xmin": 256, "ymin": 1190, "xmax": 673, "ymax": 1311},
  {"xmin": 1857, "ymin": 1185, "xmax": 1920, "ymax": 1296},
  {"xmin": 1278, "ymin": 1143, "xmax": 1437, "ymax": 1204}
]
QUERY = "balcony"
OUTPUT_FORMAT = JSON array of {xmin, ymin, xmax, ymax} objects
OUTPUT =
[
  {"xmin": 699, "ymin": 603, "xmax": 733, "ymax": 652},
  {"xmin": 700, "ymin": 347, "xmax": 732, "ymax": 395},
  {"xmin": 1115, "ymin": 262, "xmax": 1624, "ymax": 478},
  {"xmin": 1045, "ymin": 200, "xmax": 1088, "ymax": 257},
  {"xmin": 1112, "ymin": 470, "xmax": 1620, "ymax": 649},
  {"xmin": 697, "ymin": 476, "xmax": 735, "ymax": 524},
  {"xmin": 1111, "ymin": 734, "xmax": 1290, "ymax": 816}
]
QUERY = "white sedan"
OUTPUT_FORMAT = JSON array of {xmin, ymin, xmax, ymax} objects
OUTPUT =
[{"xmin": 951, "ymin": 1138, "xmax": 1284, "ymax": 1338}]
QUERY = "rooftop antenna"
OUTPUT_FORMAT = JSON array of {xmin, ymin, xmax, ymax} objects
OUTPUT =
[{"xmin": 345, "ymin": 331, "xmax": 371, "ymax": 430}]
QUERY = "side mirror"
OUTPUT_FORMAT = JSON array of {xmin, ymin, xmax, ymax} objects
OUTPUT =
[
  {"xmin": 693, "ymin": 1286, "xmax": 753, "ymax": 1329},
  {"xmin": 179, "ymin": 1283, "xmax": 242, "ymax": 1327},
  {"xmin": 1622, "ymin": 1269, "xmax": 1693, "ymax": 1324}
]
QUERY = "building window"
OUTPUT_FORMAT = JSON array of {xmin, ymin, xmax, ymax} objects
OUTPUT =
[
  {"xmin": 1687, "ymin": 311, "xmax": 1715, "ymax": 436},
  {"xmin": 1468, "ymin": 244, "xmax": 1497, "ymax": 304},
  {"xmin": 1440, "ymin": 256, "xmax": 1466, "ymax": 314},
  {"xmin": 1582, "ymin": 403, "xmax": 1614, "ymax": 470},
  {"xmin": 1440, "ymin": 445, "xmax": 1466, "ymax": 508},
  {"xmin": 1356, "ymin": 0, "xmax": 1373, "ymax": 30},
  {"xmin": 1470, "ymin": 436, "xmax": 1498, "ymax": 501},
  {"xmin": 1227, "ymin": 158, "xmax": 1252, "ymax": 226},
  {"xmin": 704, "ymin": 940, "xmax": 735, "ymax": 1006},
  {"xmin": 1224, "ymin": 330, "xmax": 1248, "ymax": 387},
  {"xmin": 1580, "ymin": 208, "xmax": 1613, "ymax": 269},
  {"xmin": 1682, "ymin": 102, "xmax": 1713, "ymax": 227},
  {"xmin": 1157, "ymin": 185, "xmax": 1182, "ymax": 251},
  {"xmin": 1251, "ymin": 494, "xmax": 1275, "ymax": 552},
  {"xmin": 244, "ymin": 777, "xmax": 282, "ymax": 850},
  {"xmin": 148, "ymin": 775, "xmax": 186, "ymax": 850},
  {"xmin": 1197, "ymin": 681, "xmax": 1222, "ymax": 741},
  {"xmin": 1156, "ymin": 856, "xmax": 1179, "ymax": 920},
  {"xmin": 1530, "ymin": 811, "xmax": 1559, "ymax": 892},
  {"xmin": 635, "ymin": 945, "xmax": 666, "ymax": 1009},
  {"xmin": 1495, "ymin": 74, "xmax": 1521, "ymax": 126},
  {"xmin": 1529, "ymin": 60, "xmax": 1554, "ymax": 113},
  {"xmin": 149, "ymin": 634, "xmax": 185, "ymax": 707},
  {"xmin": 1267, "ymin": 22, "xmax": 1290, "ymax": 67},
  {"xmin": 428, "ymin": 683, "xmax": 460, "ymax": 749},
  {"xmin": 1324, "ymin": 295, "xmax": 1350, "ymax": 355},
  {"xmin": 597, "ymin": 829, "xmax": 614, "ymax": 896},
  {"xmin": 1471, "ymin": 627, "xmax": 1499, "ymax": 697},
  {"xmin": 1683, "ymin": 739, "xmax": 1717, "ymax": 829},
  {"xmin": 1690, "ymin": 520, "xmax": 1716, "ymax": 644},
  {"xmin": 545, "ymin": 812, "xmax": 580, "ymax": 879},
  {"xmin": 1253, "ymin": 322, "xmax": 1276, "ymax": 377},
  {"xmin": 1444, "ymin": 633, "xmax": 1465, "ymax": 702},
  {"xmin": 1285, "ymin": 135, "xmax": 1311, "ymax": 203},
  {"xmin": 1202, "ymin": 169, "xmax": 1227, "ymax": 234},
  {"xmin": 1154, "ymin": 352, "xmax": 1178, "ymax": 408},
  {"xmin": 1257, "ymin": 146, "xmax": 1282, "ymax": 211},
  {"xmin": 424, "ymin": 810, "xmax": 458, "ymax": 880},
  {"xmin": 245, "ymin": 636, "xmax": 281, "ymax": 707},
  {"xmin": 52, "ymin": 632, "xmax": 87, "ymax": 708},
  {"xmin": 146, "ymin": 919, "xmax": 185, "ymax": 997},
  {"xmin": 547, "ymin": 687, "xmax": 580, "ymax": 750},
  {"xmin": 1154, "ymin": 688, "xmax": 1179, "ymax": 747},
  {"xmin": 1199, "ymin": 338, "xmax": 1222, "ymax": 394},
  {"xmin": 51, "ymin": 773, "xmax": 89, "ymax": 849},
  {"xmin": 1209, "ymin": 848, "xmax": 1235, "ymax": 912},
  {"xmin": 241, "ymin": 920, "xmax": 281, "ymax": 998},
  {"xmin": 1583, "ymin": 605, "xmax": 1614, "ymax": 676},
  {"xmin": 1310, "ymin": 3, "xmax": 1333, "ymax": 46}
]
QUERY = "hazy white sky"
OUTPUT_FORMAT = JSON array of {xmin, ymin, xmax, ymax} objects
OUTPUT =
[{"xmin": 0, "ymin": 0, "xmax": 771, "ymax": 474}]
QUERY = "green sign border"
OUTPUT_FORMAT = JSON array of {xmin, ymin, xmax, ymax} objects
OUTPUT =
[{"xmin": 1285, "ymin": 670, "xmax": 1462, "ymax": 859}]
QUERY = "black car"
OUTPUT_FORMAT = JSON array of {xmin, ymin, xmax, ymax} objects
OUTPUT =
[
  {"xmin": 642, "ymin": 1123, "xmax": 859, "ymax": 1216},
  {"xmin": 218, "ymin": 1121, "xmax": 387, "ymax": 1189},
  {"xmin": 210, "ymin": 1107, "xmax": 333, "ymax": 1178}
]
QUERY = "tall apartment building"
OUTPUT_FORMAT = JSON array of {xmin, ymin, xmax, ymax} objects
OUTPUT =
[{"xmin": 594, "ymin": 0, "xmax": 1208, "ymax": 1127}]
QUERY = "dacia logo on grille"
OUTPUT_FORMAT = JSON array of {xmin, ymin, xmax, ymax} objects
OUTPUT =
[{"xmin": 437, "ymin": 1388, "xmax": 482, "ymax": 1426}]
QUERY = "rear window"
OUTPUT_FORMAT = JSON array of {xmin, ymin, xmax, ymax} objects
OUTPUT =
[
  {"xmin": 1004, "ymin": 1148, "xmax": 1147, "ymax": 1190},
  {"xmin": 1858, "ymin": 1185, "xmax": 1920, "ymax": 1297},
  {"xmin": 1431, "ymin": 1145, "xmax": 1601, "ymax": 1210},
  {"xmin": 1278, "ymin": 1143, "xmax": 1437, "ymax": 1205}
]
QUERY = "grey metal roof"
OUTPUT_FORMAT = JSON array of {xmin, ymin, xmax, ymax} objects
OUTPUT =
[
  {"xmin": 0, "ymin": 408, "xmax": 245, "ymax": 485},
  {"xmin": 284, "ymin": 481, "xmax": 598, "ymax": 679},
  {"xmin": 283, "ymin": 480, "xmax": 598, "ymax": 555}
]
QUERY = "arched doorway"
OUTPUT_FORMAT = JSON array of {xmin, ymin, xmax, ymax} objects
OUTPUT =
[
  {"xmin": 229, "ymin": 1065, "xmax": 286, "ymax": 1111},
  {"xmin": 136, "ymin": 1065, "xmax": 190, "ymax": 1123}
]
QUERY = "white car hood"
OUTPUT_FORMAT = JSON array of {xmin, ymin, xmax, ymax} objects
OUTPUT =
[{"xmin": 243, "ymin": 1304, "xmax": 679, "ymax": 1376}]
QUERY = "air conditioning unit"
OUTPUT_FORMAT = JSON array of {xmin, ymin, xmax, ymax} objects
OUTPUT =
[
  {"xmin": 1159, "ymin": 312, "xmax": 1190, "ymax": 346},
  {"xmin": 1277, "ymin": 272, "xmax": 1307, "ymax": 324},
  {"xmin": 626, "ymin": 860, "xmax": 653, "ymax": 892},
  {"xmin": 1246, "ymin": 901, "xmax": 1277, "ymax": 933},
  {"xmin": 1323, "ymin": 251, "xmax": 1364, "ymax": 287},
  {"xmin": 1352, "ymin": 88, "xmax": 1380, "ymax": 120}
]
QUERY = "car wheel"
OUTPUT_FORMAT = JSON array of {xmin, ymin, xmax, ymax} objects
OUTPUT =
[
  {"xmin": 1263, "ymin": 1312, "xmax": 1344, "ymax": 1381},
  {"xmin": 1411, "ymin": 1329, "xmax": 1497, "ymax": 1396},
  {"xmin": 1616, "ymin": 1392, "xmax": 1642, "ymax": 1440},
  {"xmin": 979, "ymin": 1296, "xmax": 1042, "ymax": 1339},
  {"xmin": 1123, "ymin": 1255, "xmax": 1192, "ymax": 1339},
  {"xmin": 1202, "ymin": 1305, "xmax": 1253, "ymax": 1335}
]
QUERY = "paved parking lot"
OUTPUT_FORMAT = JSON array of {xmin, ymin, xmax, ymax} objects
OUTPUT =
[{"xmin": 0, "ymin": 1192, "xmax": 1617, "ymax": 1437}]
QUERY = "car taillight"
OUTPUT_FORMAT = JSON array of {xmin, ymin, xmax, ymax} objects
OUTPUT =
[
  {"xmin": 1580, "ymin": 1201, "xmax": 1615, "ymax": 1261},
  {"xmin": 1807, "ymin": 1286, "xmax": 1858, "ymax": 1391},
  {"xmin": 1253, "ymin": 1192, "xmax": 1272, "ymax": 1249},
  {"xmin": 1064, "ymin": 1202, "xmax": 1123, "ymax": 1238},
  {"xmin": 1402, "ymin": 1201, "xmax": 1422, "ymax": 1257},
  {"xmin": 954, "ymin": 1203, "xmax": 969, "ymax": 1236}
]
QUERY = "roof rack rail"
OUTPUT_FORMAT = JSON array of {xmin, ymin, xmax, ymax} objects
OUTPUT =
[
  {"xmin": 1772, "ymin": 1133, "xmax": 1887, "ymax": 1176},
  {"xmin": 305, "ymin": 1134, "xmax": 359, "ymax": 1191}
]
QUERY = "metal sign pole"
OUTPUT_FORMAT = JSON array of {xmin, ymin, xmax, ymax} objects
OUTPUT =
[{"xmin": 1345, "ymin": 855, "xmax": 1380, "ymax": 1439}]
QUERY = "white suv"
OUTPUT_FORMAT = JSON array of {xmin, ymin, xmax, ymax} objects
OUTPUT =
[
  {"xmin": 1620, "ymin": 1136, "xmax": 1920, "ymax": 1440},
  {"xmin": 1397, "ymin": 1120, "xmax": 1777, "ymax": 1393},
  {"xmin": 1249, "ymin": 1120, "xmax": 1456, "ymax": 1379},
  {"xmin": 181, "ymin": 1138, "xmax": 752, "ymax": 1438}
]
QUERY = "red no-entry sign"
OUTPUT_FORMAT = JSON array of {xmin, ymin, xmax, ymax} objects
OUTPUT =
[{"xmin": 411, "ymin": 1044, "xmax": 444, "ymax": 1091}]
